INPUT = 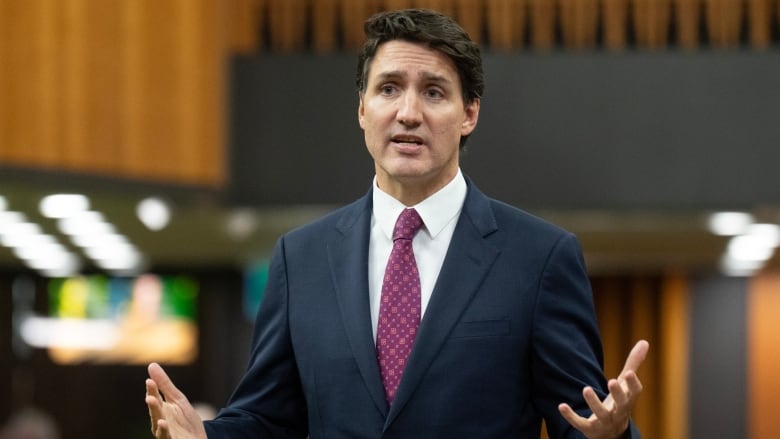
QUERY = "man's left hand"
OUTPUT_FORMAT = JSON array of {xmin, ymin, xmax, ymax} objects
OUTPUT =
[{"xmin": 559, "ymin": 340, "xmax": 649, "ymax": 439}]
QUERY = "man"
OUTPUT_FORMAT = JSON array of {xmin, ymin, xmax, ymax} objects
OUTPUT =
[{"xmin": 146, "ymin": 8, "xmax": 648, "ymax": 438}]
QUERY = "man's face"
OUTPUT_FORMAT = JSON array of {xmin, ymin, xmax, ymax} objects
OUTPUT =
[{"xmin": 359, "ymin": 40, "xmax": 479, "ymax": 202}]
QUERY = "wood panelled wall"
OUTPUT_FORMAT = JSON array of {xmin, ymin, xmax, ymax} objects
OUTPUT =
[
  {"xmin": 231, "ymin": 0, "xmax": 779, "ymax": 53},
  {"xmin": 0, "ymin": 0, "xmax": 226, "ymax": 186},
  {"xmin": 2, "ymin": 0, "xmax": 776, "ymax": 185},
  {"xmin": 749, "ymin": 272, "xmax": 780, "ymax": 439},
  {"xmin": 592, "ymin": 273, "xmax": 691, "ymax": 439}
]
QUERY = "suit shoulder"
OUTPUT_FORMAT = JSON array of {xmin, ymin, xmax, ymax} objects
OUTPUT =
[
  {"xmin": 487, "ymin": 198, "xmax": 572, "ymax": 241},
  {"xmin": 283, "ymin": 196, "xmax": 368, "ymax": 241}
]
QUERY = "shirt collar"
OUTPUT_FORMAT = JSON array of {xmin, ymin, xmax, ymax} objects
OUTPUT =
[{"xmin": 373, "ymin": 169, "xmax": 467, "ymax": 240}]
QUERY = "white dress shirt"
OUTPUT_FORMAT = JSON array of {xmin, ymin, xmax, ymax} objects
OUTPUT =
[{"xmin": 368, "ymin": 169, "xmax": 467, "ymax": 339}]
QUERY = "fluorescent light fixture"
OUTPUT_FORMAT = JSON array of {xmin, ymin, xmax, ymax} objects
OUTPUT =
[
  {"xmin": 57, "ymin": 211, "xmax": 112, "ymax": 236},
  {"xmin": 720, "ymin": 254, "xmax": 764, "ymax": 277},
  {"xmin": 746, "ymin": 223, "xmax": 780, "ymax": 248},
  {"xmin": 39, "ymin": 194, "xmax": 90, "ymax": 218},
  {"xmin": 727, "ymin": 235, "xmax": 774, "ymax": 262},
  {"xmin": 0, "ymin": 221, "xmax": 43, "ymax": 248},
  {"xmin": 136, "ymin": 197, "xmax": 171, "ymax": 231},
  {"xmin": 0, "ymin": 210, "xmax": 26, "ymax": 230},
  {"xmin": 707, "ymin": 211, "xmax": 754, "ymax": 236}
]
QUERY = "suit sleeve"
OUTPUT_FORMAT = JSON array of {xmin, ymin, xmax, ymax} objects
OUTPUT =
[
  {"xmin": 531, "ymin": 233, "xmax": 641, "ymax": 439},
  {"xmin": 204, "ymin": 237, "xmax": 308, "ymax": 439}
]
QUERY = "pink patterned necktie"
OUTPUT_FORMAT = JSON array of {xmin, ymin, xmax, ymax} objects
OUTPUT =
[{"xmin": 376, "ymin": 208, "xmax": 424, "ymax": 405}]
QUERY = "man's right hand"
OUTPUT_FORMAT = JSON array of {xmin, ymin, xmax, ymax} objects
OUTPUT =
[{"xmin": 145, "ymin": 363, "xmax": 208, "ymax": 439}]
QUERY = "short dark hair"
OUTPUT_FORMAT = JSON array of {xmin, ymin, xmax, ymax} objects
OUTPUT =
[{"xmin": 356, "ymin": 9, "xmax": 484, "ymax": 106}]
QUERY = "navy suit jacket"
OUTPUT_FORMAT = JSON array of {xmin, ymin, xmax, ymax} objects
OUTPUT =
[{"xmin": 205, "ymin": 179, "xmax": 640, "ymax": 438}]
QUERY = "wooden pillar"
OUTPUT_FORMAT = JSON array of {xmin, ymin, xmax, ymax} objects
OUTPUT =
[
  {"xmin": 659, "ymin": 272, "xmax": 690, "ymax": 439},
  {"xmin": 748, "ymin": 272, "xmax": 780, "ymax": 439},
  {"xmin": 485, "ymin": 0, "xmax": 527, "ymax": 50}
]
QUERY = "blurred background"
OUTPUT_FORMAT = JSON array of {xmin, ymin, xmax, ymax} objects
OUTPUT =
[{"xmin": 1, "ymin": 0, "xmax": 779, "ymax": 437}]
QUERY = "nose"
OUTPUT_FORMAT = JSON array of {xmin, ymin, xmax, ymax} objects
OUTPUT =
[{"xmin": 396, "ymin": 92, "xmax": 422, "ymax": 127}]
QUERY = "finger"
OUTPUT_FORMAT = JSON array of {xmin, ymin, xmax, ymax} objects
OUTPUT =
[
  {"xmin": 623, "ymin": 370, "xmax": 643, "ymax": 400},
  {"xmin": 582, "ymin": 386, "xmax": 612, "ymax": 421},
  {"xmin": 558, "ymin": 403, "xmax": 589, "ymax": 430},
  {"xmin": 608, "ymin": 378, "xmax": 629, "ymax": 414},
  {"xmin": 620, "ymin": 340, "xmax": 649, "ymax": 377},
  {"xmin": 146, "ymin": 379, "xmax": 165, "ymax": 427},
  {"xmin": 157, "ymin": 419, "xmax": 171, "ymax": 439},
  {"xmin": 149, "ymin": 362, "xmax": 187, "ymax": 403}
]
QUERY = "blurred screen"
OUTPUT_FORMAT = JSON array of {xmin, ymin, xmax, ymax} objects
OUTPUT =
[{"xmin": 19, "ymin": 274, "xmax": 198, "ymax": 365}]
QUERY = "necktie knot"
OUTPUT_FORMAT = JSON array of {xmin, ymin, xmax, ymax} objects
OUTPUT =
[{"xmin": 393, "ymin": 208, "xmax": 423, "ymax": 241}]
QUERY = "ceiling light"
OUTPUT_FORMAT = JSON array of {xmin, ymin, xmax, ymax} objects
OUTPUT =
[
  {"xmin": 225, "ymin": 209, "xmax": 258, "ymax": 240},
  {"xmin": 39, "ymin": 194, "xmax": 90, "ymax": 218},
  {"xmin": 136, "ymin": 197, "xmax": 171, "ymax": 231},
  {"xmin": 727, "ymin": 235, "xmax": 774, "ymax": 262},
  {"xmin": 707, "ymin": 211, "xmax": 754, "ymax": 236},
  {"xmin": 746, "ymin": 223, "xmax": 780, "ymax": 248},
  {"xmin": 0, "ymin": 221, "xmax": 43, "ymax": 248}
]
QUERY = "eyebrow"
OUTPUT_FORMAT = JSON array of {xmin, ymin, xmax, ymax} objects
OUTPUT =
[{"xmin": 374, "ymin": 70, "xmax": 453, "ymax": 86}]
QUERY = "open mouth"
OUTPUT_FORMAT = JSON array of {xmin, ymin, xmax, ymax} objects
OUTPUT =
[{"xmin": 391, "ymin": 135, "xmax": 424, "ymax": 146}]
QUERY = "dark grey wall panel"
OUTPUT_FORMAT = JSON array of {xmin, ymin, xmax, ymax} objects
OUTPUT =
[
  {"xmin": 229, "ymin": 51, "xmax": 780, "ymax": 208},
  {"xmin": 689, "ymin": 275, "xmax": 747, "ymax": 439}
]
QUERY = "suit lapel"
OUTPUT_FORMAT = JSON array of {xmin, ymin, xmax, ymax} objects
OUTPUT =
[
  {"xmin": 326, "ymin": 193, "xmax": 389, "ymax": 417},
  {"xmin": 385, "ymin": 182, "xmax": 501, "ymax": 427}
]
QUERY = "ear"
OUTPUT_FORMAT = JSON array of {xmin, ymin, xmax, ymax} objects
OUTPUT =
[
  {"xmin": 358, "ymin": 91, "xmax": 366, "ymax": 129},
  {"xmin": 461, "ymin": 98, "xmax": 480, "ymax": 136}
]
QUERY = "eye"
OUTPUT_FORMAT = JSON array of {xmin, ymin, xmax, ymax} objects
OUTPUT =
[
  {"xmin": 424, "ymin": 88, "xmax": 444, "ymax": 100},
  {"xmin": 379, "ymin": 84, "xmax": 397, "ymax": 96}
]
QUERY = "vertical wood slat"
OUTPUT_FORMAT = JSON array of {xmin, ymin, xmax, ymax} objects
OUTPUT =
[
  {"xmin": 674, "ymin": 0, "xmax": 701, "ymax": 49},
  {"xmin": 559, "ymin": 0, "xmax": 598, "ymax": 50},
  {"xmin": 529, "ymin": 0, "xmax": 557, "ymax": 50},
  {"xmin": 747, "ymin": 0, "xmax": 771, "ymax": 48},
  {"xmin": 268, "ymin": 0, "xmax": 306, "ymax": 52},
  {"xmin": 705, "ymin": 0, "xmax": 743, "ymax": 48},
  {"xmin": 312, "ymin": 0, "xmax": 340, "ymax": 53},
  {"xmin": 384, "ymin": 0, "xmax": 414, "ymax": 11},
  {"xmin": 485, "ymin": 0, "xmax": 526, "ymax": 50},
  {"xmin": 454, "ymin": 0, "xmax": 485, "ymax": 44},
  {"xmin": 659, "ymin": 272, "xmax": 690, "ymax": 439},
  {"xmin": 415, "ymin": 0, "xmax": 454, "ymax": 16},
  {"xmin": 633, "ymin": 0, "xmax": 671, "ymax": 49},
  {"xmin": 228, "ymin": 0, "xmax": 265, "ymax": 54},
  {"xmin": 602, "ymin": 0, "xmax": 628, "ymax": 50},
  {"xmin": 61, "ymin": 0, "xmax": 89, "ymax": 170},
  {"xmin": 629, "ymin": 278, "xmax": 657, "ymax": 439},
  {"xmin": 341, "ymin": 0, "xmax": 380, "ymax": 49}
]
